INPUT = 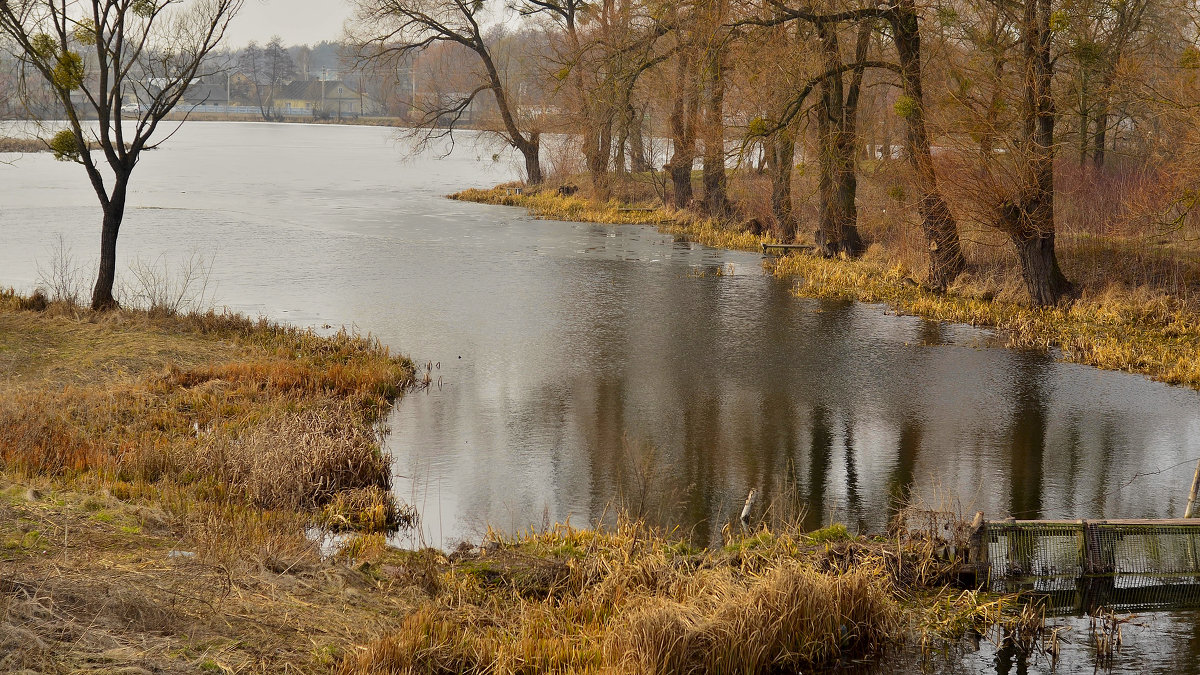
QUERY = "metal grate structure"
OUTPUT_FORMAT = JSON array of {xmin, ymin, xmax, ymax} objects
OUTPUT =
[{"xmin": 971, "ymin": 519, "xmax": 1200, "ymax": 613}]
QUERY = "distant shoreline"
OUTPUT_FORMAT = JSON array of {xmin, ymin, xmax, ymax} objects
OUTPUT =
[
  {"xmin": 0, "ymin": 136, "xmax": 118, "ymax": 154},
  {"xmin": 0, "ymin": 113, "xmax": 495, "ymax": 133}
]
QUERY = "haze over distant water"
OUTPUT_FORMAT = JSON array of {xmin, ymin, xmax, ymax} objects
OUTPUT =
[{"xmin": 225, "ymin": 0, "xmax": 352, "ymax": 47}]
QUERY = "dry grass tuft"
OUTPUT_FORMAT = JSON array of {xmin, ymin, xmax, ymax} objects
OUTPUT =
[{"xmin": 606, "ymin": 561, "xmax": 898, "ymax": 673}]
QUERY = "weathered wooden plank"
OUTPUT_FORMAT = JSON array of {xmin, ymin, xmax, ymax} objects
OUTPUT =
[{"xmin": 991, "ymin": 518, "xmax": 1200, "ymax": 527}]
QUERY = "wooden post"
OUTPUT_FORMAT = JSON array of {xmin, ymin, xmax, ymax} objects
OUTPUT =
[
  {"xmin": 967, "ymin": 511, "xmax": 986, "ymax": 564},
  {"xmin": 740, "ymin": 489, "xmax": 757, "ymax": 528},
  {"xmin": 1185, "ymin": 458, "xmax": 1200, "ymax": 519},
  {"xmin": 964, "ymin": 512, "xmax": 988, "ymax": 588}
]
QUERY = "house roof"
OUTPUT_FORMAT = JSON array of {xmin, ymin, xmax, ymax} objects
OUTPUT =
[{"xmin": 180, "ymin": 83, "xmax": 228, "ymax": 105}]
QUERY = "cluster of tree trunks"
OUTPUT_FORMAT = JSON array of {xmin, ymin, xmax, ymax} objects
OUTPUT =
[{"xmin": 345, "ymin": 0, "xmax": 1098, "ymax": 307}]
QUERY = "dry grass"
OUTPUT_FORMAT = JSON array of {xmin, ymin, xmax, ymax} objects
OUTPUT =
[
  {"xmin": 0, "ymin": 478, "xmax": 422, "ymax": 674},
  {"xmin": 450, "ymin": 185, "xmax": 770, "ymax": 253},
  {"xmin": 334, "ymin": 517, "xmax": 1029, "ymax": 675},
  {"xmin": 0, "ymin": 293, "xmax": 428, "ymax": 672},
  {"xmin": 0, "ymin": 290, "xmax": 416, "ymax": 523},
  {"xmin": 605, "ymin": 561, "xmax": 897, "ymax": 673}
]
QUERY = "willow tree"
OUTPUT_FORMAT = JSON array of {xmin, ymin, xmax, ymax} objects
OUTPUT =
[
  {"xmin": 0, "ymin": 0, "xmax": 242, "ymax": 310},
  {"xmin": 351, "ymin": 0, "xmax": 544, "ymax": 184}
]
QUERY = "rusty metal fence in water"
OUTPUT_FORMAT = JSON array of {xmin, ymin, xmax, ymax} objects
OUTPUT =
[{"xmin": 972, "ymin": 519, "xmax": 1200, "ymax": 613}]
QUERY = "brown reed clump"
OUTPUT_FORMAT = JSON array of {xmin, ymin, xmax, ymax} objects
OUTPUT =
[{"xmin": 606, "ymin": 561, "xmax": 899, "ymax": 673}]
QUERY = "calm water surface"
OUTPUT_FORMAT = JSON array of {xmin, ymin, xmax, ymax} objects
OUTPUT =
[{"xmin": 3, "ymin": 122, "xmax": 1199, "ymax": 673}]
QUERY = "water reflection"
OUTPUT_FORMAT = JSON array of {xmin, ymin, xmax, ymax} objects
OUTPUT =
[{"xmin": 391, "ymin": 255, "xmax": 1200, "ymax": 548}]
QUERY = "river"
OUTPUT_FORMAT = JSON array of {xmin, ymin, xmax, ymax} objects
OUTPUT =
[{"xmin": 2, "ymin": 121, "xmax": 1199, "ymax": 673}]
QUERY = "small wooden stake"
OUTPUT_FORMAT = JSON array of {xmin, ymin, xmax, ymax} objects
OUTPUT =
[
  {"xmin": 740, "ymin": 489, "xmax": 757, "ymax": 527},
  {"xmin": 1185, "ymin": 458, "xmax": 1200, "ymax": 518}
]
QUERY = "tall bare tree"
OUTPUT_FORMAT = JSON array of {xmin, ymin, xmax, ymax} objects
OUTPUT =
[
  {"xmin": 240, "ymin": 35, "xmax": 294, "ymax": 120},
  {"xmin": 0, "ymin": 0, "xmax": 242, "ymax": 310},
  {"xmin": 350, "ymin": 0, "xmax": 544, "ymax": 183}
]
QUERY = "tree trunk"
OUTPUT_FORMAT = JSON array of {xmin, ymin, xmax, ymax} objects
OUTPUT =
[
  {"xmin": 520, "ymin": 135, "xmax": 543, "ymax": 185},
  {"xmin": 893, "ymin": 0, "xmax": 966, "ymax": 289},
  {"xmin": 614, "ymin": 109, "xmax": 629, "ymax": 175},
  {"xmin": 769, "ymin": 130, "xmax": 796, "ymax": 241},
  {"xmin": 670, "ymin": 161, "xmax": 693, "ymax": 208},
  {"xmin": 1077, "ymin": 69, "xmax": 1090, "ymax": 165},
  {"xmin": 666, "ymin": 53, "xmax": 698, "ymax": 208},
  {"xmin": 628, "ymin": 105, "xmax": 648, "ymax": 173},
  {"xmin": 1005, "ymin": 0, "xmax": 1070, "ymax": 306},
  {"xmin": 586, "ymin": 122, "xmax": 612, "ymax": 201},
  {"xmin": 1092, "ymin": 96, "xmax": 1109, "ymax": 169},
  {"xmin": 479, "ymin": 49, "xmax": 541, "ymax": 184},
  {"xmin": 91, "ymin": 174, "xmax": 129, "ymax": 310},
  {"xmin": 814, "ymin": 22, "xmax": 866, "ymax": 257},
  {"xmin": 702, "ymin": 43, "xmax": 728, "ymax": 216},
  {"xmin": 1011, "ymin": 230, "xmax": 1072, "ymax": 306}
]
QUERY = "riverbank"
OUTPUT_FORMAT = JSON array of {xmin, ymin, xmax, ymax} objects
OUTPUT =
[
  {"xmin": 453, "ymin": 184, "xmax": 1200, "ymax": 390},
  {"xmin": 0, "ymin": 293, "xmax": 423, "ymax": 671},
  {"xmin": 0, "ymin": 292, "xmax": 1050, "ymax": 673},
  {"xmin": 450, "ymin": 185, "xmax": 769, "ymax": 252}
]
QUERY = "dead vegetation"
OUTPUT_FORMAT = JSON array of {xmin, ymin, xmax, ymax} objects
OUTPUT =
[
  {"xmin": 332, "ymin": 517, "xmax": 1052, "ymax": 675},
  {"xmin": 0, "ymin": 479, "xmax": 420, "ymax": 674},
  {"xmin": 0, "ymin": 291, "xmax": 427, "ymax": 672},
  {"xmin": 0, "ymin": 290, "xmax": 414, "ymax": 519}
]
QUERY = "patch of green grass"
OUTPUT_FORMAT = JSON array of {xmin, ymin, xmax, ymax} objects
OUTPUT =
[
  {"xmin": 806, "ymin": 523, "xmax": 852, "ymax": 544},
  {"xmin": 550, "ymin": 541, "xmax": 586, "ymax": 558},
  {"xmin": 4, "ymin": 529, "xmax": 48, "ymax": 552},
  {"xmin": 663, "ymin": 540, "xmax": 703, "ymax": 557},
  {"xmin": 725, "ymin": 530, "xmax": 776, "ymax": 552}
]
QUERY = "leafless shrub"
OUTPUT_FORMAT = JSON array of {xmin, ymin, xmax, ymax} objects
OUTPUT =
[
  {"xmin": 122, "ymin": 250, "xmax": 217, "ymax": 316},
  {"xmin": 34, "ymin": 234, "xmax": 91, "ymax": 306}
]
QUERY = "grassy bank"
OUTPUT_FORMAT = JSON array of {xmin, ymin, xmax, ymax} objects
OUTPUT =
[
  {"xmin": 0, "ymin": 292, "xmax": 1049, "ymax": 673},
  {"xmin": 769, "ymin": 254, "xmax": 1200, "ymax": 388},
  {"xmin": 453, "ymin": 183, "xmax": 1200, "ymax": 390},
  {"xmin": 451, "ymin": 185, "xmax": 770, "ymax": 253},
  {"xmin": 0, "ymin": 290, "xmax": 415, "ymax": 523},
  {"xmin": 0, "ymin": 292, "xmax": 424, "ymax": 671}
]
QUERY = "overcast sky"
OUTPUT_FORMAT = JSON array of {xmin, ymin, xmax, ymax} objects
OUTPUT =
[{"xmin": 225, "ymin": 0, "xmax": 353, "ymax": 47}]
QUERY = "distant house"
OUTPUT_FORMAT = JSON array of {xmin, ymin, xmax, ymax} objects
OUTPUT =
[
  {"xmin": 180, "ymin": 83, "xmax": 229, "ymax": 109},
  {"xmin": 273, "ymin": 79, "xmax": 377, "ymax": 118}
]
